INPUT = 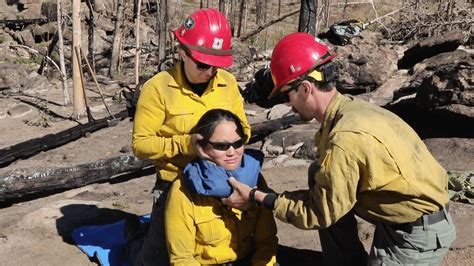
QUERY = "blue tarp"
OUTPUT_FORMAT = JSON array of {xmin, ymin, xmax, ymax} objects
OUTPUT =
[{"xmin": 71, "ymin": 215, "xmax": 150, "ymax": 266}]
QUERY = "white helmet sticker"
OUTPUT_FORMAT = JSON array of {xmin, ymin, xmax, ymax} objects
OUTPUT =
[
  {"xmin": 183, "ymin": 18, "xmax": 195, "ymax": 30},
  {"xmin": 212, "ymin": 38, "xmax": 224, "ymax": 50}
]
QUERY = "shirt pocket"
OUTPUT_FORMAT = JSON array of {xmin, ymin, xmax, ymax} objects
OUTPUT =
[
  {"xmin": 166, "ymin": 106, "xmax": 195, "ymax": 133},
  {"xmin": 194, "ymin": 213, "xmax": 229, "ymax": 244}
]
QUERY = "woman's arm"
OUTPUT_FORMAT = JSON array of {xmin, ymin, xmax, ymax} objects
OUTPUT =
[
  {"xmin": 132, "ymin": 79, "xmax": 194, "ymax": 160},
  {"xmin": 165, "ymin": 180, "xmax": 200, "ymax": 266}
]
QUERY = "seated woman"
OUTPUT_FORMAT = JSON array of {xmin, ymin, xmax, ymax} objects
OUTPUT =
[{"xmin": 165, "ymin": 109, "xmax": 278, "ymax": 265}]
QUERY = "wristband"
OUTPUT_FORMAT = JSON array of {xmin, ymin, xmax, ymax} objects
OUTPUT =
[
  {"xmin": 249, "ymin": 188, "xmax": 258, "ymax": 203},
  {"xmin": 262, "ymin": 193, "xmax": 278, "ymax": 210}
]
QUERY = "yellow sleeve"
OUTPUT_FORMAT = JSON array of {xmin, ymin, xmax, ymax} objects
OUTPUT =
[
  {"xmin": 229, "ymin": 79, "xmax": 251, "ymax": 142},
  {"xmin": 273, "ymin": 142, "xmax": 359, "ymax": 229},
  {"xmin": 132, "ymin": 80, "xmax": 194, "ymax": 160},
  {"xmin": 251, "ymin": 176, "xmax": 278, "ymax": 266},
  {"xmin": 251, "ymin": 205, "xmax": 278, "ymax": 266},
  {"xmin": 165, "ymin": 180, "xmax": 200, "ymax": 266}
]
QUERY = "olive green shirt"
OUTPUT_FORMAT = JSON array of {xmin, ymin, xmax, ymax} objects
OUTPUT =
[{"xmin": 274, "ymin": 92, "xmax": 449, "ymax": 229}]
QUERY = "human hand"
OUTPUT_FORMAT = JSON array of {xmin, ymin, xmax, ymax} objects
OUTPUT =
[
  {"xmin": 222, "ymin": 177, "xmax": 253, "ymax": 210},
  {"xmin": 191, "ymin": 133, "xmax": 212, "ymax": 160}
]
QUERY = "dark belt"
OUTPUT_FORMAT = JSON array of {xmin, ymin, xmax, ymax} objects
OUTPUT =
[
  {"xmin": 411, "ymin": 204, "xmax": 449, "ymax": 226},
  {"xmin": 390, "ymin": 205, "xmax": 449, "ymax": 233}
]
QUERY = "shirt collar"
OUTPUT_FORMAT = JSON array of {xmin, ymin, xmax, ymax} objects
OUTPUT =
[{"xmin": 315, "ymin": 92, "xmax": 345, "ymax": 152}]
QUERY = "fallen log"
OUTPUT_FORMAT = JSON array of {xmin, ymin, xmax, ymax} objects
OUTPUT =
[
  {"xmin": 0, "ymin": 155, "xmax": 153, "ymax": 202},
  {"xmin": 249, "ymin": 114, "xmax": 301, "ymax": 143},
  {"xmin": 0, "ymin": 114, "xmax": 301, "ymax": 201},
  {"xmin": 0, "ymin": 18, "xmax": 50, "ymax": 30},
  {"xmin": 0, "ymin": 110, "xmax": 128, "ymax": 168}
]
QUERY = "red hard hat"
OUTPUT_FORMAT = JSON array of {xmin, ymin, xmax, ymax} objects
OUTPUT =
[
  {"xmin": 174, "ymin": 8, "xmax": 233, "ymax": 67},
  {"xmin": 269, "ymin": 32, "xmax": 336, "ymax": 98}
]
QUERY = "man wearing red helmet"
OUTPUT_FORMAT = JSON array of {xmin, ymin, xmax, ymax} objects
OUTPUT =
[
  {"xmin": 128, "ymin": 9, "xmax": 251, "ymax": 266},
  {"xmin": 224, "ymin": 32, "xmax": 456, "ymax": 265}
]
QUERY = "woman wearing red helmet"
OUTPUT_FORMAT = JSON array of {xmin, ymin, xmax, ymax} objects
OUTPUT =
[
  {"xmin": 224, "ymin": 32, "xmax": 455, "ymax": 266},
  {"xmin": 127, "ymin": 9, "xmax": 251, "ymax": 266}
]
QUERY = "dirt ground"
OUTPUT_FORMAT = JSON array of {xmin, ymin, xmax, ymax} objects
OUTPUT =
[{"xmin": 0, "ymin": 97, "xmax": 473, "ymax": 266}]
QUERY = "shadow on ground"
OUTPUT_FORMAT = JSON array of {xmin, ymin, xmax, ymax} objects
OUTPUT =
[
  {"xmin": 56, "ymin": 204, "xmax": 130, "ymax": 245},
  {"xmin": 277, "ymin": 245, "xmax": 323, "ymax": 266}
]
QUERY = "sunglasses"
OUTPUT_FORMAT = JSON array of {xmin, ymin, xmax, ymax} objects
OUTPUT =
[
  {"xmin": 281, "ymin": 81, "xmax": 301, "ymax": 102},
  {"xmin": 184, "ymin": 50, "xmax": 213, "ymax": 70},
  {"xmin": 200, "ymin": 138, "xmax": 245, "ymax": 151}
]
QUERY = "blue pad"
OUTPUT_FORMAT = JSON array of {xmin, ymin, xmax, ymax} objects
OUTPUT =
[{"xmin": 71, "ymin": 215, "xmax": 150, "ymax": 266}]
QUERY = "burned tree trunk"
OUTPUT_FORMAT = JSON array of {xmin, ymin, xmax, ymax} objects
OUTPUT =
[
  {"xmin": 109, "ymin": 0, "xmax": 124, "ymax": 78},
  {"xmin": 0, "ymin": 155, "xmax": 154, "ymax": 202},
  {"xmin": 298, "ymin": 0, "xmax": 317, "ymax": 34},
  {"xmin": 256, "ymin": 0, "xmax": 265, "ymax": 26},
  {"xmin": 156, "ymin": 0, "xmax": 168, "ymax": 69},
  {"xmin": 237, "ymin": 0, "xmax": 246, "ymax": 37},
  {"xmin": 86, "ymin": 0, "xmax": 96, "ymax": 71},
  {"xmin": 135, "ymin": 0, "xmax": 142, "ymax": 85}
]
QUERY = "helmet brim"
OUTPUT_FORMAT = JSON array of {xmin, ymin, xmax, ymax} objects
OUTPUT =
[{"xmin": 190, "ymin": 49, "xmax": 233, "ymax": 68}]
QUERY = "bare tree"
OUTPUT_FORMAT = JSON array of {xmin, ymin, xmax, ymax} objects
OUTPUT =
[
  {"xmin": 219, "ymin": 0, "xmax": 225, "ymax": 12},
  {"xmin": 298, "ymin": 0, "xmax": 317, "ymax": 34},
  {"xmin": 256, "ymin": 0, "xmax": 265, "ymax": 26},
  {"xmin": 237, "ymin": 0, "xmax": 246, "ymax": 37},
  {"xmin": 57, "ymin": 0, "xmax": 70, "ymax": 105},
  {"xmin": 86, "ymin": 0, "xmax": 96, "ymax": 71},
  {"xmin": 278, "ymin": 0, "xmax": 282, "ymax": 16},
  {"xmin": 156, "ymin": 0, "xmax": 169, "ymax": 70},
  {"xmin": 72, "ymin": 0, "xmax": 85, "ymax": 118},
  {"xmin": 109, "ymin": 0, "xmax": 125, "ymax": 78},
  {"xmin": 230, "ymin": 0, "xmax": 236, "ymax": 36},
  {"xmin": 135, "ymin": 0, "xmax": 142, "ymax": 86}
]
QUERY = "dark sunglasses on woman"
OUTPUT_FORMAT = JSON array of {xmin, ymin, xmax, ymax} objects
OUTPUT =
[{"xmin": 199, "ymin": 138, "xmax": 245, "ymax": 151}]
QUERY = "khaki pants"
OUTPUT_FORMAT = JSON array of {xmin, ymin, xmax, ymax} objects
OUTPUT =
[
  {"xmin": 319, "ymin": 210, "xmax": 456, "ymax": 266},
  {"xmin": 369, "ymin": 209, "xmax": 456, "ymax": 265}
]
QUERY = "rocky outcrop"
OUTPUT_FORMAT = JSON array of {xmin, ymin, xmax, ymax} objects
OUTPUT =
[
  {"xmin": 398, "ymin": 30, "xmax": 466, "ymax": 69},
  {"xmin": 407, "ymin": 50, "xmax": 473, "ymax": 118},
  {"xmin": 332, "ymin": 31, "xmax": 398, "ymax": 94}
]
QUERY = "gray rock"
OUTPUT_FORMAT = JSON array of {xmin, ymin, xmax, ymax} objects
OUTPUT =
[
  {"xmin": 120, "ymin": 145, "xmax": 131, "ymax": 153},
  {"xmin": 95, "ymin": 16, "xmax": 115, "ymax": 33},
  {"xmin": 333, "ymin": 31, "xmax": 398, "ymax": 94},
  {"xmin": 408, "ymin": 50, "xmax": 473, "ymax": 118},
  {"xmin": 8, "ymin": 104, "xmax": 33, "ymax": 118},
  {"xmin": 267, "ymin": 104, "xmax": 292, "ymax": 120},
  {"xmin": 398, "ymin": 30, "xmax": 465, "ymax": 69},
  {"xmin": 357, "ymin": 70, "xmax": 410, "ymax": 106},
  {"xmin": 17, "ymin": 29, "xmax": 35, "ymax": 47},
  {"xmin": 0, "ymin": 110, "xmax": 7, "ymax": 120}
]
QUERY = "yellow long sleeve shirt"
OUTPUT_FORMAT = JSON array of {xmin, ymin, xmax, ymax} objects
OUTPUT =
[
  {"xmin": 165, "ymin": 178, "xmax": 278, "ymax": 266},
  {"xmin": 274, "ymin": 92, "xmax": 449, "ymax": 229},
  {"xmin": 132, "ymin": 62, "xmax": 251, "ymax": 182}
]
